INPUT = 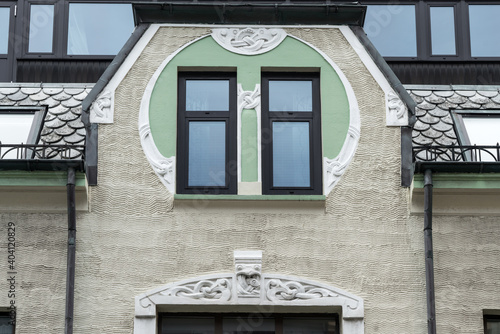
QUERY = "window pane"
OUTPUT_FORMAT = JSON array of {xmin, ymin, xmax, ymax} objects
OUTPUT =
[
  {"xmin": 430, "ymin": 7, "xmax": 456, "ymax": 55},
  {"xmin": 0, "ymin": 314, "xmax": 13, "ymax": 334},
  {"xmin": 273, "ymin": 122, "xmax": 310, "ymax": 188},
  {"xmin": 269, "ymin": 80, "xmax": 312, "ymax": 112},
  {"xmin": 469, "ymin": 5, "xmax": 500, "ymax": 57},
  {"xmin": 161, "ymin": 316, "xmax": 214, "ymax": 334},
  {"xmin": 29, "ymin": 5, "xmax": 54, "ymax": 53},
  {"xmin": 364, "ymin": 5, "xmax": 417, "ymax": 57},
  {"xmin": 188, "ymin": 121, "xmax": 226, "ymax": 187},
  {"xmin": 0, "ymin": 8, "xmax": 9, "ymax": 54},
  {"xmin": 283, "ymin": 317, "xmax": 338, "ymax": 334},
  {"xmin": 186, "ymin": 80, "xmax": 229, "ymax": 111},
  {"xmin": 223, "ymin": 316, "xmax": 275, "ymax": 333},
  {"xmin": 486, "ymin": 320, "xmax": 500, "ymax": 334},
  {"xmin": 0, "ymin": 114, "xmax": 35, "ymax": 159},
  {"xmin": 67, "ymin": 4, "xmax": 134, "ymax": 55},
  {"xmin": 462, "ymin": 117, "xmax": 500, "ymax": 162}
]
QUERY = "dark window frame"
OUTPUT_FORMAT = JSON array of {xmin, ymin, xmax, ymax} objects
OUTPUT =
[
  {"xmin": 361, "ymin": 0, "xmax": 500, "ymax": 61},
  {"xmin": 158, "ymin": 313, "xmax": 340, "ymax": 334},
  {"xmin": 176, "ymin": 72, "xmax": 237, "ymax": 195},
  {"xmin": 261, "ymin": 72, "xmax": 322, "ymax": 195},
  {"xmin": 0, "ymin": 2, "xmax": 15, "ymax": 82},
  {"xmin": 484, "ymin": 314, "xmax": 500, "ymax": 334},
  {"xmin": 24, "ymin": 0, "xmax": 58, "ymax": 56}
]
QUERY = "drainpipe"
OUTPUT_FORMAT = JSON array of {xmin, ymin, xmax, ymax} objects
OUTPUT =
[
  {"xmin": 65, "ymin": 167, "xmax": 76, "ymax": 334},
  {"xmin": 424, "ymin": 169, "xmax": 436, "ymax": 334}
]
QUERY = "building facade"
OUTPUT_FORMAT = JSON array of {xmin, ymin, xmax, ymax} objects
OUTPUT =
[{"xmin": 0, "ymin": 1, "xmax": 499, "ymax": 333}]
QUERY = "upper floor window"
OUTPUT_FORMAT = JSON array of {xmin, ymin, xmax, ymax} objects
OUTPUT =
[
  {"xmin": 67, "ymin": 3, "xmax": 134, "ymax": 55},
  {"xmin": 261, "ymin": 73, "xmax": 322, "ymax": 195},
  {"xmin": 362, "ymin": 1, "xmax": 500, "ymax": 60},
  {"xmin": 0, "ymin": 7, "xmax": 9, "ymax": 54},
  {"xmin": 176, "ymin": 72, "xmax": 237, "ymax": 195},
  {"xmin": 484, "ymin": 315, "xmax": 500, "ymax": 334},
  {"xmin": 364, "ymin": 5, "xmax": 417, "ymax": 57},
  {"xmin": 469, "ymin": 5, "xmax": 500, "ymax": 57},
  {"xmin": 28, "ymin": 4, "xmax": 54, "ymax": 53}
]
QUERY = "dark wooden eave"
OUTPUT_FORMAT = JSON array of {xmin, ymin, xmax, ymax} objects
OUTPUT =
[{"xmin": 132, "ymin": 2, "xmax": 366, "ymax": 26}]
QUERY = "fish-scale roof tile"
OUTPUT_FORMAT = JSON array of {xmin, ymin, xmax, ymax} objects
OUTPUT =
[
  {"xmin": 412, "ymin": 133, "xmax": 434, "ymax": 145},
  {"xmin": 50, "ymin": 105, "xmax": 70, "ymax": 115},
  {"xmin": 58, "ymin": 111, "xmax": 80, "ymax": 122},
  {"xmin": 0, "ymin": 98, "xmax": 15, "ymax": 106},
  {"xmin": 434, "ymin": 135, "xmax": 455, "ymax": 146},
  {"xmin": 460, "ymin": 100, "xmax": 481, "ymax": 109},
  {"xmin": 29, "ymin": 91, "xmax": 50, "ymax": 102},
  {"xmin": 434, "ymin": 90, "xmax": 455, "ymax": 98},
  {"xmin": 421, "ymin": 128, "xmax": 444, "ymax": 140},
  {"xmin": 417, "ymin": 100, "xmax": 436, "ymax": 111},
  {"xmin": 20, "ymin": 87, "xmax": 42, "ymax": 95},
  {"xmin": 431, "ymin": 121, "xmax": 453, "ymax": 132},
  {"xmin": 76, "ymin": 128, "xmax": 86, "ymax": 136},
  {"xmin": 413, "ymin": 121, "xmax": 430, "ymax": 132},
  {"xmin": 19, "ymin": 97, "xmax": 38, "ymax": 106},
  {"xmin": 490, "ymin": 94, "xmax": 500, "ymax": 104},
  {"xmin": 447, "ymin": 94, "xmax": 468, "ymax": 104},
  {"xmin": 63, "ymin": 88, "xmax": 85, "ymax": 95},
  {"xmin": 44, "ymin": 117, "xmax": 67, "ymax": 129},
  {"xmin": 468, "ymin": 93, "xmax": 491, "ymax": 105},
  {"xmin": 67, "ymin": 119, "xmax": 84, "ymax": 129},
  {"xmin": 42, "ymin": 87, "xmax": 63, "ymax": 95},
  {"xmin": 415, "ymin": 107, "xmax": 426, "ymax": 117},
  {"xmin": 437, "ymin": 101, "xmax": 459, "ymax": 110},
  {"xmin": 41, "ymin": 132, "xmax": 63, "ymax": 144},
  {"xmin": 412, "ymin": 90, "xmax": 433, "ymax": 97},
  {"xmin": 8, "ymin": 91, "xmax": 28, "ymax": 102},
  {"xmin": 55, "ymin": 126, "xmax": 76, "ymax": 137},
  {"xmin": 455, "ymin": 90, "xmax": 476, "ymax": 97},
  {"xmin": 0, "ymin": 88, "xmax": 20, "ymax": 95},
  {"xmin": 43, "ymin": 97, "xmax": 61, "ymax": 108},
  {"xmin": 52, "ymin": 92, "xmax": 72, "ymax": 102},
  {"xmin": 73, "ymin": 91, "xmax": 88, "ymax": 101},
  {"xmin": 427, "ymin": 107, "xmax": 449, "ymax": 118},
  {"xmin": 61, "ymin": 97, "xmax": 81, "ymax": 108},
  {"xmin": 419, "ymin": 113, "xmax": 441, "ymax": 125},
  {"xmin": 425, "ymin": 93, "xmax": 446, "ymax": 104},
  {"xmin": 63, "ymin": 133, "xmax": 85, "ymax": 144},
  {"xmin": 482, "ymin": 102, "xmax": 500, "ymax": 109},
  {"xmin": 477, "ymin": 90, "xmax": 499, "ymax": 98}
]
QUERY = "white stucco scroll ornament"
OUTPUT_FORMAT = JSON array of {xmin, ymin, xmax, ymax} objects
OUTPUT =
[
  {"xmin": 386, "ymin": 91, "xmax": 409, "ymax": 126},
  {"xmin": 90, "ymin": 90, "xmax": 113, "ymax": 123},
  {"xmin": 134, "ymin": 251, "xmax": 365, "ymax": 334},
  {"xmin": 211, "ymin": 27, "xmax": 287, "ymax": 55}
]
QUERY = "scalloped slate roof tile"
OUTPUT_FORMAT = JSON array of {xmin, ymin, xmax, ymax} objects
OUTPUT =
[
  {"xmin": 0, "ymin": 84, "xmax": 93, "ymax": 160},
  {"xmin": 408, "ymin": 86, "xmax": 500, "ymax": 161}
]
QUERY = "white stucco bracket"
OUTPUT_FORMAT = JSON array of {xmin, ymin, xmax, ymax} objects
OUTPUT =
[
  {"xmin": 134, "ymin": 251, "xmax": 364, "ymax": 334},
  {"xmin": 386, "ymin": 91, "xmax": 409, "ymax": 126},
  {"xmin": 90, "ymin": 90, "xmax": 113, "ymax": 123}
]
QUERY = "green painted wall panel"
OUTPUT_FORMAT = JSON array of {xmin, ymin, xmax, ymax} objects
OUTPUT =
[
  {"xmin": 149, "ymin": 35, "xmax": 350, "ymax": 173},
  {"xmin": 241, "ymin": 109, "xmax": 258, "ymax": 182}
]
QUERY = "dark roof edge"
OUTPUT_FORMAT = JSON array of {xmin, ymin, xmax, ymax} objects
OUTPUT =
[
  {"xmin": 132, "ymin": 2, "xmax": 366, "ymax": 26},
  {"xmin": 350, "ymin": 26, "xmax": 416, "ymax": 126},
  {"xmin": 0, "ymin": 160, "xmax": 84, "ymax": 172},
  {"xmin": 82, "ymin": 23, "xmax": 150, "ymax": 116}
]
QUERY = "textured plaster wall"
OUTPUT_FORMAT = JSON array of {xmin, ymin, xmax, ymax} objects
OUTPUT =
[{"xmin": 0, "ymin": 26, "xmax": 498, "ymax": 334}]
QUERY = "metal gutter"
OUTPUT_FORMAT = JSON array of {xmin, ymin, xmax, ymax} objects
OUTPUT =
[
  {"xmin": 415, "ymin": 161, "xmax": 500, "ymax": 174},
  {"xmin": 81, "ymin": 24, "xmax": 150, "ymax": 186},
  {"xmin": 0, "ymin": 160, "xmax": 84, "ymax": 172},
  {"xmin": 64, "ymin": 168, "xmax": 76, "ymax": 334},
  {"xmin": 424, "ymin": 169, "xmax": 437, "ymax": 334}
]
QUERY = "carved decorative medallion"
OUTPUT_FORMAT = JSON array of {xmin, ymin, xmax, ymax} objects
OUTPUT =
[
  {"xmin": 235, "ymin": 250, "xmax": 262, "ymax": 298},
  {"xmin": 266, "ymin": 279, "xmax": 337, "ymax": 301},
  {"xmin": 212, "ymin": 28, "xmax": 287, "ymax": 55}
]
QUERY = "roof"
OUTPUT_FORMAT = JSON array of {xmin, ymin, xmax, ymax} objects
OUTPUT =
[{"xmin": 0, "ymin": 83, "xmax": 92, "ymax": 160}]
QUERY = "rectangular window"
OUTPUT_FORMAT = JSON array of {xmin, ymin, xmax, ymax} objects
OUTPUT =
[
  {"xmin": 177, "ymin": 72, "xmax": 237, "ymax": 194},
  {"xmin": 0, "ymin": 313, "xmax": 14, "ymax": 334},
  {"xmin": 364, "ymin": 5, "xmax": 417, "ymax": 57},
  {"xmin": 0, "ymin": 107, "xmax": 47, "ymax": 160},
  {"xmin": 451, "ymin": 110, "xmax": 500, "ymax": 162},
  {"xmin": 0, "ymin": 7, "xmax": 9, "ymax": 54},
  {"xmin": 469, "ymin": 5, "xmax": 500, "ymax": 57},
  {"xmin": 262, "ymin": 73, "xmax": 322, "ymax": 195},
  {"xmin": 485, "ymin": 315, "xmax": 500, "ymax": 334},
  {"xmin": 430, "ymin": 6, "xmax": 456, "ymax": 56},
  {"xmin": 159, "ymin": 314, "xmax": 339, "ymax": 334},
  {"xmin": 67, "ymin": 3, "xmax": 134, "ymax": 55},
  {"xmin": 29, "ymin": 4, "xmax": 54, "ymax": 53}
]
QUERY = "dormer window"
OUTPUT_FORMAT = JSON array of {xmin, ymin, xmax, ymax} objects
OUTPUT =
[{"xmin": 0, "ymin": 106, "xmax": 47, "ymax": 159}]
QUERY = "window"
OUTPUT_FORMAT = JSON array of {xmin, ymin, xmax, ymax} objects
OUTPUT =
[
  {"xmin": 364, "ymin": 5, "xmax": 417, "ymax": 57},
  {"xmin": 176, "ymin": 72, "xmax": 237, "ymax": 194},
  {"xmin": 485, "ymin": 315, "xmax": 500, "ymax": 334},
  {"xmin": 261, "ymin": 73, "xmax": 322, "ymax": 195},
  {"xmin": 469, "ymin": 5, "xmax": 500, "ymax": 57},
  {"xmin": 0, "ymin": 107, "xmax": 47, "ymax": 160},
  {"xmin": 67, "ymin": 3, "xmax": 134, "ymax": 55},
  {"xmin": 28, "ymin": 4, "xmax": 55, "ymax": 53},
  {"xmin": 451, "ymin": 110, "xmax": 500, "ymax": 162},
  {"xmin": 0, "ymin": 313, "xmax": 14, "ymax": 334},
  {"xmin": 430, "ymin": 6, "xmax": 456, "ymax": 56},
  {"xmin": 362, "ymin": 2, "xmax": 500, "ymax": 60},
  {"xmin": 0, "ymin": 7, "xmax": 9, "ymax": 54},
  {"xmin": 158, "ymin": 314, "xmax": 339, "ymax": 334}
]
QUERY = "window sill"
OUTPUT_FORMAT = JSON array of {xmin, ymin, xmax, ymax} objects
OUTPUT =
[
  {"xmin": 173, "ymin": 194, "xmax": 326, "ymax": 212},
  {"xmin": 174, "ymin": 194, "xmax": 326, "ymax": 201}
]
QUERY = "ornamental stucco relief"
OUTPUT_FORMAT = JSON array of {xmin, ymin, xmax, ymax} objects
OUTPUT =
[{"xmin": 212, "ymin": 27, "xmax": 287, "ymax": 55}]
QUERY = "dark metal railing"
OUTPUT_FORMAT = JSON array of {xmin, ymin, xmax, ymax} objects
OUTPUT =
[
  {"xmin": 0, "ymin": 143, "xmax": 85, "ymax": 160},
  {"xmin": 413, "ymin": 145, "xmax": 500, "ymax": 162}
]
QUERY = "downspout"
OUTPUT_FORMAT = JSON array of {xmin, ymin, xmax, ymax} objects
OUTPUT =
[
  {"xmin": 65, "ymin": 167, "xmax": 76, "ymax": 334},
  {"xmin": 424, "ymin": 169, "xmax": 436, "ymax": 334}
]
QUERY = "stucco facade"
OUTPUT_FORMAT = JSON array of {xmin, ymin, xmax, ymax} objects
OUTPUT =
[{"xmin": 0, "ymin": 24, "xmax": 499, "ymax": 334}]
